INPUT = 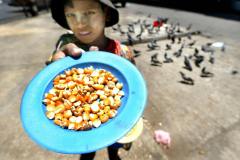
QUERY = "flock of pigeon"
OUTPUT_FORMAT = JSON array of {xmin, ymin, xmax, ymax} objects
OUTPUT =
[
  {"xmin": 111, "ymin": 15, "xmax": 236, "ymax": 86},
  {"xmin": 143, "ymin": 37, "xmax": 216, "ymax": 85}
]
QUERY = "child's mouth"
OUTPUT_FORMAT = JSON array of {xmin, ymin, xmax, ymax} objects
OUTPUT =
[{"xmin": 78, "ymin": 31, "xmax": 91, "ymax": 36}]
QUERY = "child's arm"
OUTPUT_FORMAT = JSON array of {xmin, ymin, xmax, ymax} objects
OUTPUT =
[
  {"xmin": 51, "ymin": 43, "xmax": 84, "ymax": 62},
  {"xmin": 51, "ymin": 44, "xmax": 99, "ymax": 62},
  {"xmin": 46, "ymin": 34, "xmax": 83, "ymax": 64},
  {"xmin": 46, "ymin": 34, "xmax": 98, "ymax": 64}
]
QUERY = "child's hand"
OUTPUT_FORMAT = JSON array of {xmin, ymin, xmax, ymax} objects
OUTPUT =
[
  {"xmin": 52, "ymin": 43, "xmax": 99, "ymax": 62},
  {"xmin": 154, "ymin": 130, "xmax": 171, "ymax": 149}
]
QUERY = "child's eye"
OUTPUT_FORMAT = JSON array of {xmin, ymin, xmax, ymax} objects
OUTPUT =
[
  {"xmin": 66, "ymin": 13, "xmax": 76, "ymax": 18},
  {"xmin": 86, "ymin": 11, "xmax": 95, "ymax": 15}
]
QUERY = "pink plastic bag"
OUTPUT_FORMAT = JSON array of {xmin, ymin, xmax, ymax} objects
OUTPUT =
[{"xmin": 154, "ymin": 130, "xmax": 171, "ymax": 149}]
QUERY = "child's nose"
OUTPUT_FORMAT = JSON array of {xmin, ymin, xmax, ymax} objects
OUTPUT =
[{"xmin": 75, "ymin": 13, "xmax": 89, "ymax": 26}]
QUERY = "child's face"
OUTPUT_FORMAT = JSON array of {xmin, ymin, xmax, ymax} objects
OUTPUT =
[{"xmin": 64, "ymin": 0, "xmax": 106, "ymax": 44}]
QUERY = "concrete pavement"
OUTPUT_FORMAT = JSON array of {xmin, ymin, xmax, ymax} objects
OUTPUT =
[{"xmin": 0, "ymin": 7, "xmax": 240, "ymax": 160}]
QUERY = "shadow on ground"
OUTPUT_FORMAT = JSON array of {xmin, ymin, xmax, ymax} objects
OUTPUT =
[{"xmin": 128, "ymin": 0, "xmax": 240, "ymax": 21}]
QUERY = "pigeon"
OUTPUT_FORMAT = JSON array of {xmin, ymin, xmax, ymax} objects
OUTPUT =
[
  {"xmin": 136, "ymin": 24, "xmax": 144, "ymax": 40},
  {"xmin": 133, "ymin": 49, "xmax": 141, "ymax": 57},
  {"xmin": 165, "ymin": 44, "xmax": 172, "ymax": 50},
  {"xmin": 116, "ymin": 24, "xmax": 125, "ymax": 35},
  {"xmin": 194, "ymin": 48, "xmax": 199, "ymax": 55},
  {"xmin": 134, "ymin": 19, "xmax": 141, "ymax": 25},
  {"xmin": 188, "ymin": 55, "xmax": 193, "ymax": 59},
  {"xmin": 173, "ymin": 50, "xmax": 181, "ymax": 58},
  {"xmin": 209, "ymin": 56, "xmax": 215, "ymax": 64},
  {"xmin": 112, "ymin": 26, "xmax": 118, "ymax": 31},
  {"xmin": 194, "ymin": 56, "xmax": 204, "ymax": 68},
  {"xmin": 193, "ymin": 52, "xmax": 204, "ymax": 68},
  {"xmin": 177, "ymin": 37, "xmax": 182, "ymax": 44},
  {"xmin": 147, "ymin": 27, "xmax": 154, "ymax": 34},
  {"xmin": 127, "ymin": 33, "xmax": 133, "ymax": 46},
  {"xmin": 128, "ymin": 25, "xmax": 135, "ymax": 33},
  {"xmin": 133, "ymin": 49, "xmax": 141, "ymax": 54},
  {"xmin": 151, "ymin": 53, "xmax": 158, "ymax": 59},
  {"xmin": 157, "ymin": 17, "xmax": 168, "ymax": 23},
  {"xmin": 176, "ymin": 27, "xmax": 183, "ymax": 33},
  {"xmin": 147, "ymin": 40, "xmax": 159, "ymax": 50},
  {"xmin": 152, "ymin": 40, "xmax": 159, "ymax": 48},
  {"xmin": 117, "ymin": 24, "xmax": 121, "ymax": 30},
  {"xmin": 201, "ymin": 43, "xmax": 214, "ymax": 53},
  {"xmin": 140, "ymin": 24, "xmax": 145, "ymax": 33},
  {"xmin": 119, "ymin": 29, "xmax": 126, "ymax": 35},
  {"xmin": 170, "ymin": 35, "xmax": 175, "ymax": 44},
  {"xmin": 187, "ymin": 40, "xmax": 196, "ymax": 48},
  {"xmin": 232, "ymin": 70, "xmax": 238, "ymax": 75},
  {"xmin": 179, "ymin": 72, "xmax": 194, "ymax": 85},
  {"xmin": 163, "ymin": 53, "xmax": 173, "ymax": 63},
  {"xmin": 172, "ymin": 22, "xmax": 179, "ymax": 31},
  {"xmin": 163, "ymin": 18, "xmax": 169, "ymax": 23},
  {"xmin": 143, "ymin": 20, "xmax": 151, "ymax": 28},
  {"xmin": 151, "ymin": 53, "xmax": 162, "ymax": 65},
  {"xmin": 155, "ymin": 26, "xmax": 161, "ymax": 33},
  {"xmin": 200, "ymin": 67, "xmax": 214, "ymax": 77},
  {"xmin": 180, "ymin": 43, "xmax": 185, "ymax": 50},
  {"xmin": 183, "ymin": 56, "xmax": 192, "ymax": 71},
  {"xmin": 165, "ymin": 26, "xmax": 169, "ymax": 32},
  {"xmin": 186, "ymin": 24, "xmax": 192, "ymax": 31},
  {"xmin": 167, "ymin": 27, "xmax": 174, "ymax": 34},
  {"xmin": 147, "ymin": 43, "xmax": 156, "ymax": 50},
  {"xmin": 186, "ymin": 33, "xmax": 192, "ymax": 40},
  {"xmin": 173, "ymin": 48, "xmax": 182, "ymax": 58},
  {"xmin": 136, "ymin": 33, "xmax": 142, "ymax": 41},
  {"xmin": 193, "ymin": 51, "xmax": 199, "ymax": 58}
]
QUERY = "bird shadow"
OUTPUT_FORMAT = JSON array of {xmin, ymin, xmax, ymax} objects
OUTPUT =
[
  {"xmin": 151, "ymin": 63, "xmax": 162, "ymax": 67},
  {"xmin": 178, "ymin": 80, "xmax": 194, "ymax": 85},
  {"xmin": 134, "ymin": 54, "xmax": 141, "ymax": 58}
]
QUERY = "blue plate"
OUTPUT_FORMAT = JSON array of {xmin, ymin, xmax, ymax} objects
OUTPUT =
[{"xmin": 20, "ymin": 51, "xmax": 147, "ymax": 154}]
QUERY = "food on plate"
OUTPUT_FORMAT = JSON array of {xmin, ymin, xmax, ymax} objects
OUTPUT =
[{"xmin": 42, "ymin": 66, "xmax": 124, "ymax": 131}]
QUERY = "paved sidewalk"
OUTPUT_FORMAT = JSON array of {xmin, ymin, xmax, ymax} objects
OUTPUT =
[{"xmin": 0, "ymin": 11, "xmax": 239, "ymax": 160}]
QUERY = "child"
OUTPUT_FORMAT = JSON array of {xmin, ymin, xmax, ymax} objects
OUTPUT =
[
  {"xmin": 47, "ymin": 0, "xmax": 135, "ymax": 65},
  {"xmin": 48, "ymin": 0, "xmax": 141, "ymax": 160}
]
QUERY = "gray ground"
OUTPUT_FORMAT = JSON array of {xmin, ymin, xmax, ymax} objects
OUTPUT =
[
  {"xmin": 0, "ymin": 1, "xmax": 25, "ymax": 23},
  {"xmin": 0, "ymin": 2, "xmax": 240, "ymax": 160}
]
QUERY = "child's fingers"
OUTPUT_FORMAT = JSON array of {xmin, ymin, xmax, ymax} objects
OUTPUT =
[
  {"xmin": 89, "ymin": 46, "xmax": 99, "ymax": 51},
  {"xmin": 52, "ymin": 51, "xmax": 66, "ymax": 61},
  {"xmin": 63, "ymin": 43, "xmax": 85, "ymax": 58}
]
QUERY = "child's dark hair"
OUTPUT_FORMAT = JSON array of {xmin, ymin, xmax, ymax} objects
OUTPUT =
[{"xmin": 50, "ymin": 0, "xmax": 119, "ymax": 29}]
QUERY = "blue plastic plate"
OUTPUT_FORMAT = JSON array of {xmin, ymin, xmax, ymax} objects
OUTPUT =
[{"xmin": 20, "ymin": 51, "xmax": 147, "ymax": 154}]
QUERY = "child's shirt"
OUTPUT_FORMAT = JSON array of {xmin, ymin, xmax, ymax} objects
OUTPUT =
[{"xmin": 47, "ymin": 33, "xmax": 135, "ymax": 65}]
